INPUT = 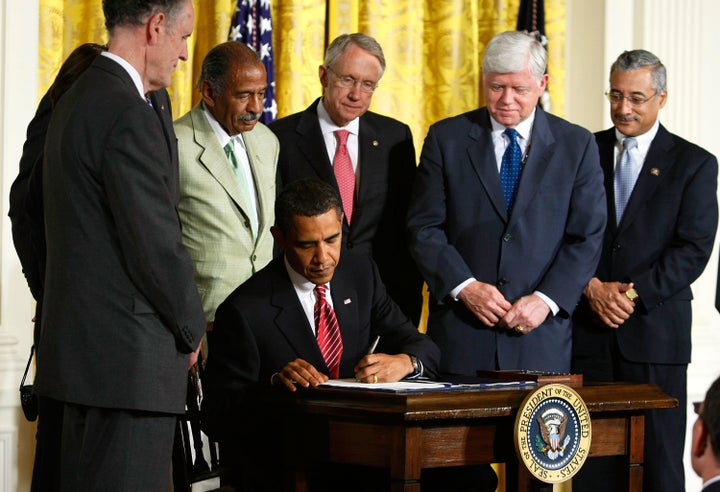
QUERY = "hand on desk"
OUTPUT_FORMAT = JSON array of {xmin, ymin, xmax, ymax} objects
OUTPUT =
[
  {"xmin": 274, "ymin": 358, "xmax": 328, "ymax": 392},
  {"xmin": 583, "ymin": 277, "xmax": 635, "ymax": 329},
  {"xmin": 354, "ymin": 353, "xmax": 413, "ymax": 383},
  {"xmin": 457, "ymin": 280, "xmax": 512, "ymax": 326}
]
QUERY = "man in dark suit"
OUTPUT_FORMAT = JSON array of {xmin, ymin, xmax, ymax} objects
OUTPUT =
[
  {"xmin": 8, "ymin": 42, "xmax": 104, "ymax": 492},
  {"xmin": 571, "ymin": 50, "xmax": 718, "ymax": 492},
  {"xmin": 692, "ymin": 376, "xmax": 720, "ymax": 491},
  {"xmin": 36, "ymin": 1, "xmax": 205, "ymax": 490},
  {"xmin": 269, "ymin": 33, "xmax": 423, "ymax": 325},
  {"xmin": 202, "ymin": 178, "xmax": 440, "ymax": 491},
  {"xmin": 407, "ymin": 30, "xmax": 607, "ymax": 376}
]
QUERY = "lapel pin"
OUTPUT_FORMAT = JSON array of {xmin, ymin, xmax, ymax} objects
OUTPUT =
[
  {"xmin": 372, "ymin": 140, "xmax": 379, "ymax": 147},
  {"xmin": 650, "ymin": 167, "xmax": 660, "ymax": 176},
  {"xmin": 344, "ymin": 299, "xmax": 352, "ymax": 305}
]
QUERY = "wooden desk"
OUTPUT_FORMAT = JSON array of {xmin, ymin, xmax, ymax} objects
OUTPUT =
[{"xmin": 263, "ymin": 382, "xmax": 676, "ymax": 492}]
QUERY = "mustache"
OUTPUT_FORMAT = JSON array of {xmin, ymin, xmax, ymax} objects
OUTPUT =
[
  {"xmin": 237, "ymin": 112, "xmax": 260, "ymax": 122},
  {"xmin": 614, "ymin": 114, "xmax": 640, "ymax": 122}
]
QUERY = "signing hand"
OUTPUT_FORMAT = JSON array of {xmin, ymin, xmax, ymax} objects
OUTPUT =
[
  {"xmin": 584, "ymin": 277, "xmax": 635, "ymax": 328},
  {"xmin": 273, "ymin": 358, "xmax": 328, "ymax": 392},
  {"xmin": 354, "ymin": 353, "xmax": 414, "ymax": 383},
  {"xmin": 457, "ymin": 281, "xmax": 513, "ymax": 326}
]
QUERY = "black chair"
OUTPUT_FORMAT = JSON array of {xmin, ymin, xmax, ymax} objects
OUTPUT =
[{"xmin": 172, "ymin": 354, "xmax": 228, "ymax": 491}]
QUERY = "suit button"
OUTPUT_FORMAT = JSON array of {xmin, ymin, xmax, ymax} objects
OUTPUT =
[
  {"xmin": 612, "ymin": 243, "xmax": 622, "ymax": 252},
  {"xmin": 503, "ymin": 234, "xmax": 513, "ymax": 242},
  {"xmin": 251, "ymin": 254, "xmax": 257, "ymax": 261},
  {"xmin": 497, "ymin": 278, "xmax": 508, "ymax": 286},
  {"xmin": 244, "ymin": 220, "xmax": 250, "ymax": 229}
]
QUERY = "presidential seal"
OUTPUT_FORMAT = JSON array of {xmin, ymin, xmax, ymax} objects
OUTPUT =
[{"xmin": 514, "ymin": 383, "xmax": 592, "ymax": 483}]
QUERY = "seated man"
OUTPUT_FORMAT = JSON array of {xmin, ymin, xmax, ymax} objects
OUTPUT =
[
  {"xmin": 202, "ymin": 178, "xmax": 440, "ymax": 491},
  {"xmin": 691, "ymin": 375, "xmax": 720, "ymax": 491}
]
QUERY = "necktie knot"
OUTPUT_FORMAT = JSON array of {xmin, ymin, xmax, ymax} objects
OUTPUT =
[
  {"xmin": 504, "ymin": 128, "xmax": 519, "ymax": 142},
  {"xmin": 623, "ymin": 137, "xmax": 638, "ymax": 151},
  {"xmin": 334, "ymin": 129, "xmax": 350, "ymax": 146},
  {"xmin": 314, "ymin": 284, "xmax": 327, "ymax": 300}
]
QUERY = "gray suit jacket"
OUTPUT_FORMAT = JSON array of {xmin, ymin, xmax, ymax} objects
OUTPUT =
[
  {"xmin": 175, "ymin": 103, "xmax": 279, "ymax": 321},
  {"xmin": 37, "ymin": 55, "xmax": 205, "ymax": 413}
]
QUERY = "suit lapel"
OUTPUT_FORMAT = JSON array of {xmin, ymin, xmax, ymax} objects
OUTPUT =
[
  {"xmin": 466, "ymin": 109, "xmax": 508, "ymax": 220},
  {"xmin": 242, "ymin": 127, "xmax": 275, "ymax": 233},
  {"xmin": 596, "ymin": 129, "xmax": 619, "ymax": 232},
  {"xmin": 295, "ymin": 101, "xmax": 337, "ymax": 186},
  {"xmin": 190, "ymin": 105, "xmax": 255, "ymax": 218},
  {"xmin": 328, "ymin": 265, "xmax": 360, "ymax": 373},
  {"xmin": 148, "ymin": 90, "xmax": 177, "ymax": 168},
  {"xmin": 269, "ymin": 260, "xmax": 328, "ymax": 372},
  {"xmin": 616, "ymin": 125, "xmax": 674, "ymax": 233},
  {"xmin": 355, "ymin": 115, "xmax": 383, "ymax": 228},
  {"xmin": 509, "ymin": 109, "xmax": 555, "ymax": 222}
]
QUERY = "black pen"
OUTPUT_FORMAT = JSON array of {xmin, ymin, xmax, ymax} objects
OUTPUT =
[{"xmin": 368, "ymin": 335, "xmax": 380, "ymax": 354}]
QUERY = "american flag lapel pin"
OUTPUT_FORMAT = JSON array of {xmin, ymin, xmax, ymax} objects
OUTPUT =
[{"xmin": 344, "ymin": 298, "xmax": 352, "ymax": 305}]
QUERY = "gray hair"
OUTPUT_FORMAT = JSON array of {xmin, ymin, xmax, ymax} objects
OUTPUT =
[
  {"xmin": 482, "ymin": 30, "xmax": 547, "ymax": 81},
  {"xmin": 324, "ymin": 33, "xmax": 386, "ymax": 77},
  {"xmin": 103, "ymin": 0, "xmax": 186, "ymax": 30},
  {"xmin": 197, "ymin": 41, "xmax": 263, "ymax": 95},
  {"xmin": 610, "ymin": 49, "xmax": 667, "ymax": 93}
]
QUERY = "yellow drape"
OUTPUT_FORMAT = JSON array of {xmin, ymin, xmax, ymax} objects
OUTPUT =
[
  {"xmin": 38, "ymin": 0, "xmax": 233, "ymax": 118},
  {"xmin": 37, "ymin": 2, "xmax": 569, "ymax": 491}
]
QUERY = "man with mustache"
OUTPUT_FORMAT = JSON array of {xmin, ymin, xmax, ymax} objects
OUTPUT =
[
  {"xmin": 571, "ymin": 49, "xmax": 718, "ymax": 492},
  {"xmin": 176, "ymin": 41, "xmax": 279, "ymax": 331}
]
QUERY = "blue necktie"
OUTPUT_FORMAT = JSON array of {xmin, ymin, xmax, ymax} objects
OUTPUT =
[
  {"xmin": 500, "ymin": 128, "xmax": 523, "ymax": 214},
  {"xmin": 614, "ymin": 137, "xmax": 638, "ymax": 224}
]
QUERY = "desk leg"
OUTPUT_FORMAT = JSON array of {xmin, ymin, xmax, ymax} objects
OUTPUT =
[
  {"xmin": 627, "ymin": 415, "xmax": 645, "ymax": 492},
  {"xmin": 389, "ymin": 427, "xmax": 422, "ymax": 492}
]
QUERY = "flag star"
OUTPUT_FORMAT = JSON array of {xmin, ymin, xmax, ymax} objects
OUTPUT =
[
  {"xmin": 259, "ymin": 16, "xmax": 272, "ymax": 35},
  {"xmin": 228, "ymin": 24, "xmax": 241, "ymax": 41},
  {"xmin": 259, "ymin": 42, "xmax": 271, "ymax": 60}
]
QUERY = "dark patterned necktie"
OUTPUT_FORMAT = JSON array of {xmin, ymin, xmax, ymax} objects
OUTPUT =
[
  {"xmin": 314, "ymin": 284, "xmax": 343, "ymax": 379},
  {"xmin": 500, "ymin": 128, "xmax": 523, "ymax": 214},
  {"xmin": 333, "ymin": 129, "xmax": 355, "ymax": 224}
]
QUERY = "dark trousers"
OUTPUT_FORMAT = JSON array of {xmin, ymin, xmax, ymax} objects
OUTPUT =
[
  {"xmin": 31, "ymin": 396, "xmax": 63, "ymax": 492},
  {"xmin": 60, "ymin": 403, "xmax": 176, "ymax": 492},
  {"xmin": 572, "ymin": 337, "xmax": 687, "ymax": 492}
]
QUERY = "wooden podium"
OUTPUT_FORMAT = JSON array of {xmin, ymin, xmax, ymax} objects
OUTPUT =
[{"xmin": 259, "ymin": 382, "xmax": 676, "ymax": 492}]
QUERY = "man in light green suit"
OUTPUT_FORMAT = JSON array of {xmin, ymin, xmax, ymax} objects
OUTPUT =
[{"xmin": 176, "ymin": 41, "xmax": 279, "ymax": 327}]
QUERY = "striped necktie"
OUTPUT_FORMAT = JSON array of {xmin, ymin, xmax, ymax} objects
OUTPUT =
[{"xmin": 314, "ymin": 284, "xmax": 343, "ymax": 379}]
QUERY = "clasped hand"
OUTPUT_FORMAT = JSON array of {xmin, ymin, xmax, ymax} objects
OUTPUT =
[
  {"xmin": 583, "ymin": 278, "xmax": 635, "ymax": 328},
  {"xmin": 458, "ymin": 281, "xmax": 550, "ymax": 334}
]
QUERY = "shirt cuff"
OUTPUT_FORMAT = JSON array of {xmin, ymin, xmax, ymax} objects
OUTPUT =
[
  {"xmin": 450, "ymin": 278, "xmax": 476, "ymax": 300},
  {"xmin": 533, "ymin": 290, "xmax": 559, "ymax": 316}
]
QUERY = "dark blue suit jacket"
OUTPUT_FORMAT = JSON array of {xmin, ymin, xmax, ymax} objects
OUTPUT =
[
  {"xmin": 573, "ymin": 125, "xmax": 718, "ymax": 365},
  {"xmin": 407, "ymin": 107, "xmax": 606, "ymax": 374},
  {"xmin": 269, "ymin": 99, "xmax": 423, "ymax": 324}
]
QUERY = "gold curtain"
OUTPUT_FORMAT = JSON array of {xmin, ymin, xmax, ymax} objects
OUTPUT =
[{"xmin": 38, "ymin": 0, "xmax": 233, "ymax": 118}]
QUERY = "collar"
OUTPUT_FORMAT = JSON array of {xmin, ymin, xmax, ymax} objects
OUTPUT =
[
  {"xmin": 317, "ymin": 98, "xmax": 360, "ymax": 137},
  {"xmin": 201, "ymin": 102, "xmax": 246, "ymax": 150},
  {"xmin": 490, "ymin": 108, "xmax": 536, "ymax": 142},
  {"xmin": 614, "ymin": 119, "xmax": 660, "ymax": 154},
  {"xmin": 102, "ymin": 51, "xmax": 146, "ymax": 101}
]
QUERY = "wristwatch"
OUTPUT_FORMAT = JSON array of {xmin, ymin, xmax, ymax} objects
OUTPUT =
[
  {"xmin": 409, "ymin": 355, "xmax": 423, "ymax": 377},
  {"xmin": 625, "ymin": 288, "xmax": 639, "ymax": 302}
]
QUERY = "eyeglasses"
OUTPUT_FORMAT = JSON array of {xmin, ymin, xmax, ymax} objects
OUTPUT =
[
  {"xmin": 326, "ymin": 67, "xmax": 378, "ymax": 93},
  {"xmin": 605, "ymin": 90, "xmax": 657, "ymax": 107}
]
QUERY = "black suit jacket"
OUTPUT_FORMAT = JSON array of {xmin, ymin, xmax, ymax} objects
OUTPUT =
[
  {"xmin": 573, "ymin": 125, "xmax": 718, "ymax": 365},
  {"xmin": 36, "ymin": 55, "xmax": 205, "ymax": 413},
  {"xmin": 202, "ymin": 253, "xmax": 440, "ymax": 439},
  {"xmin": 269, "ymin": 99, "xmax": 423, "ymax": 324}
]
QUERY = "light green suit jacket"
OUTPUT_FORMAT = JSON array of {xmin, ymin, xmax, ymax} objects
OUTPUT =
[{"xmin": 176, "ymin": 103, "xmax": 279, "ymax": 321}]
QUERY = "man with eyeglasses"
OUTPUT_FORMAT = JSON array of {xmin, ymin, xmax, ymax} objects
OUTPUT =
[
  {"xmin": 269, "ymin": 33, "xmax": 423, "ymax": 327},
  {"xmin": 691, "ymin": 376, "xmax": 720, "ymax": 491},
  {"xmin": 572, "ymin": 49, "xmax": 718, "ymax": 492}
]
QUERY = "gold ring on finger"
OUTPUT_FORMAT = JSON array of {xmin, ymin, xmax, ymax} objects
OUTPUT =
[{"xmin": 515, "ymin": 325, "xmax": 525, "ymax": 333}]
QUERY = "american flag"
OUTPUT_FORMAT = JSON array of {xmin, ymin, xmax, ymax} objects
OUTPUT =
[
  {"xmin": 516, "ymin": 0, "xmax": 550, "ymax": 111},
  {"xmin": 229, "ymin": 0, "xmax": 277, "ymax": 123}
]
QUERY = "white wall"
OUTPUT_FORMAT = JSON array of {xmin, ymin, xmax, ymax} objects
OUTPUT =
[{"xmin": 0, "ymin": 1, "xmax": 718, "ymax": 491}]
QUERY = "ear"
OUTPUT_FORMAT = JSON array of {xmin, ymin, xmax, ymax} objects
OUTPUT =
[
  {"xmin": 692, "ymin": 418, "xmax": 709, "ymax": 458},
  {"xmin": 270, "ymin": 226, "xmax": 285, "ymax": 250},
  {"xmin": 319, "ymin": 65, "xmax": 329, "ymax": 89},
  {"xmin": 146, "ymin": 12, "xmax": 165, "ymax": 45},
  {"xmin": 657, "ymin": 89, "xmax": 668, "ymax": 109},
  {"xmin": 200, "ymin": 80, "xmax": 215, "ymax": 107}
]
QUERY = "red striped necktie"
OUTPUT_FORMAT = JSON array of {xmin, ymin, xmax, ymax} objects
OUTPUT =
[{"xmin": 314, "ymin": 284, "xmax": 343, "ymax": 379}]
